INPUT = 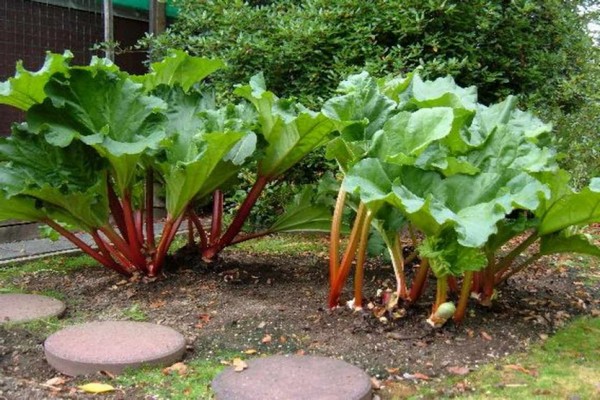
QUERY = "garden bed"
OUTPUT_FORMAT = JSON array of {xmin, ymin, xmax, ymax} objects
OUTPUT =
[{"xmin": 0, "ymin": 234, "xmax": 598, "ymax": 399}]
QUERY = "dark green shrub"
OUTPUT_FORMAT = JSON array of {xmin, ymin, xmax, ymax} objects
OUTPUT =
[
  {"xmin": 142, "ymin": 0, "xmax": 599, "ymax": 192},
  {"xmin": 145, "ymin": 0, "xmax": 594, "ymax": 106}
]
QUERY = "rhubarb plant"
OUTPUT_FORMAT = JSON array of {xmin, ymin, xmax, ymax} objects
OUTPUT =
[
  {"xmin": 0, "ymin": 51, "xmax": 336, "ymax": 276},
  {"xmin": 325, "ymin": 71, "xmax": 600, "ymax": 326}
]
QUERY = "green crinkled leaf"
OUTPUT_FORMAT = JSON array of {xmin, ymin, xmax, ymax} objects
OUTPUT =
[
  {"xmin": 135, "ymin": 50, "xmax": 225, "ymax": 92},
  {"xmin": 323, "ymin": 72, "xmax": 397, "ymax": 141},
  {"xmin": 539, "ymin": 232, "xmax": 600, "ymax": 257},
  {"xmin": 160, "ymin": 131, "xmax": 243, "ymax": 217},
  {"xmin": 236, "ymin": 74, "xmax": 335, "ymax": 179},
  {"xmin": 381, "ymin": 107, "xmax": 455, "ymax": 161},
  {"xmin": 377, "ymin": 74, "xmax": 413, "ymax": 103},
  {"xmin": 259, "ymin": 110, "xmax": 335, "ymax": 178},
  {"xmin": 409, "ymin": 74, "xmax": 478, "ymax": 111},
  {"xmin": 345, "ymin": 158, "xmax": 550, "ymax": 248},
  {"xmin": 539, "ymin": 179, "xmax": 600, "ymax": 235},
  {"xmin": 268, "ymin": 187, "xmax": 333, "ymax": 233},
  {"xmin": 153, "ymin": 87, "xmax": 249, "ymax": 217},
  {"xmin": 419, "ymin": 233, "xmax": 487, "ymax": 277},
  {"xmin": 467, "ymin": 125, "xmax": 555, "ymax": 174},
  {"xmin": 341, "ymin": 158, "xmax": 398, "ymax": 211},
  {"xmin": 0, "ymin": 128, "xmax": 108, "ymax": 228},
  {"xmin": 485, "ymin": 216, "xmax": 538, "ymax": 254},
  {"xmin": 234, "ymin": 73, "xmax": 278, "ymax": 139},
  {"xmin": 0, "ymin": 191, "xmax": 46, "ymax": 222},
  {"xmin": 0, "ymin": 51, "xmax": 73, "ymax": 111},
  {"xmin": 413, "ymin": 144, "xmax": 480, "ymax": 176},
  {"xmin": 27, "ymin": 68, "xmax": 167, "ymax": 195},
  {"xmin": 224, "ymin": 132, "xmax": 257, "ymax": 166}
]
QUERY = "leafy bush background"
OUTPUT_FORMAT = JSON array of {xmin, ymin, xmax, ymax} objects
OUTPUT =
[{"xmin": 141, "ymin": 0, "xmax": 600, "ymax": 225}]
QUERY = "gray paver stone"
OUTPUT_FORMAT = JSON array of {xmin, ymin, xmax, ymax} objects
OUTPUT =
[
  {"xmin": 0, "ymin": 293, "xmax": 65, "ymax": 324},
  {"xmin": 44, "ymin": 321, "xmax": 186, "ymax": 376},
  {"xmin": 212, "ymin": 355, "xmax": 372, "ymax": 400}
]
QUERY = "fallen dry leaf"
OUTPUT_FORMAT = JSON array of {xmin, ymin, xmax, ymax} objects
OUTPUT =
[
  {"xmin": 78, "ymin": 383, "xmax": 115, "ymax": 394},
  {"xmin": 149, "ymin": 299, "xmax": 166, "ymax": 309},
  {"xmin": 243, "ymin": 349, "xmax": 257, "ymax": 355},
  {"xmin": 371, "ymin": 377, "xmax": 382, "ymax": 390},
  {"xmin": 481, "ymin": 331, "xmax": 493, "ymax": 341},
  {"xmin": 162, "ymin": 362, "xmax": 188, "ymax": 376},
  {"xmin": 99, "ymin": 370, "xmax": 117, "ymax": 379},
  {"xmin": 44, "ymin": 377, "xmax": 66, "ymax": 386},
  {"xmin": 261, "ymin": 334, "xmax": 272, "ymax": 344},
  {"xmin": 411, "ymin": 372, "xmax": 430, "ymax": 380},
  {"xmin": 232, "ymin": 358, "xmax": 248, "ymax": 372},
  {"xmin": 295, "ymin": 349, "xmax": 305, "ymax": 356},
  {"xmin": 385, "ymin": 367, "xmax": 400, "ymax": 374},
  {"xmin": 198, "ymin": 314, "xmax": 211, "ymax": 323},
  {"xmin": 505, "ymin": 364, "xmax": 538, "ymax": 377},
  {"xmin": 447, "ymin": 366, "xmax": 470, "ymax": 376}
]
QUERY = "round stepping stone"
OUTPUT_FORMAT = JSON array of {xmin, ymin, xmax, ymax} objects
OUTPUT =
[
  {"xmin": 44, "ymin": 321, "xmax": 186, "ymax": 376},
  {"xmin": 0, "ymin": 293, "xmax": 65, "ymax": 324},
  {"xmin": 212, "ymin": 355, "xmax": 372, "ymax": 400}
]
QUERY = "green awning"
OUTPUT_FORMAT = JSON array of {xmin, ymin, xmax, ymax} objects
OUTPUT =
[{"xmin": 113, "ymin": 0, "xmax": 178, "ymax": 18}]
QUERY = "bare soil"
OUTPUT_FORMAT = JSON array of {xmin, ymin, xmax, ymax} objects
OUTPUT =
[{"xmin": 0, "ymin": 238, "xmax": 599, "ymax": 399}]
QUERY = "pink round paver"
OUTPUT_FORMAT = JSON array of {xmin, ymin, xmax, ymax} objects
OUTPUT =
[
  {"xmin": 44, "ymin": 321, "xmax": 186, "ymax": 376},
  {"xmin": 212, "ymin": 355, "xmax": 372, "ymax": 400},
  {"xmin": 0, "ymin": 293, "xmax": 65, "ymax": 323}
]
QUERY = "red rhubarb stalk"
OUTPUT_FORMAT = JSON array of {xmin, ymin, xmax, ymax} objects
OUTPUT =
[
  {"xmin": 145, "ymin": 170, "xmax": 156, "ymax": 251},
  {"xmin": 44, "ymin": 219, "xmax": 130, "ymax": 275},
  {"xmin": 408, "ymin": 257, "xmax": 429, "ymax": 303},
  {"xmin": 453, "ymin": 271, "xmax": 473, "ymax": 324},
  {"xmin": 493, "ymin": 231, "xmax": 538, "ymax": 283},
  {"xmin": 187, "ymin": 218, "xmax": 195, "ymax": 247},
  {"xmin": 152, "ymin": 213, "xmax": 185, "ymax": 275},
  {"xmin": 107, "ymin": 178, "xmax": 128, "ymax": 239},
  {"xmin": 202, "ymin": 175, "xmax": 269, "ymax": 260},
  {"xmin": 99, "ymin": 225, "xmax": 146, "ymax": 268},
  {"xmin": 210, "ymin": 190, "xmax": 224, "ymax": 246},
  {"xmin": 387, "ymin": 234, "xmax": 408, "ymax": 300},
  {"xmin": 448, "ymin": 276, "xmax": 459, "ymax": 293},
  {"xmin": 188, "ymin": 209, "xmax": 208, "ymax": 249},
  {"xmin": 433, "ymin": 276, "xmax": 448, "ymax": 311},
  {"xmin": 329, "ymin": 189, "xmax": 347, "ymax": 286},
  {"xmin": 121, "ymin": 191, "xmax": 145, "ymax": 263},
  {"xmin": 229, "ymin": 230, "xmax": 272, "ymax": 246},
  {"xmin": 134, "ymin": 210, "xmax": 144, "ymax": 246},
  {"xmin": 328, "ymin": 203, "xmax": 367, "ymax": 308},
  {"xmin": 353, "ymin": 211, "xmax": 373, "ymax": 309},
  {"xmin": 94, "ymin": 234, "xmax": 139, "ymax": 274}
]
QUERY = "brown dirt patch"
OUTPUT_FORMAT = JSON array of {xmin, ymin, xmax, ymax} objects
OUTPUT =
[{"xmin": 0, "ymin": 240, "xmax": 599, "ymax": 399}]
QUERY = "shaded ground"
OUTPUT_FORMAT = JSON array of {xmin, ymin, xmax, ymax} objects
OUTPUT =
[{"xmin": 0, "ymin": 236, "xmax": 599, "ymax": 399}]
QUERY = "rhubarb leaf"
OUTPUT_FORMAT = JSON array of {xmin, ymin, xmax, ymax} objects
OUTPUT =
[
  {"xmin": 0, "ymin": 51, "xmax": 73, "ymax": 110},
  {"xmin": 268, "ymin": 187, "xmax": 333, "ymax": 233},
  {"xmin": 155, "ymin": 88, "xmax": 247, "ymax": 217},
  {"xmin": 0, "ymin": 191, "xmax": 46, "ymax": 222},
  {"xmin": 135, "ymin": 50, "xmax": 225, "ymax": 92},
  {"xmin": 419, "ymin": 233, "xmax": 487, "ymax": 277},
  {"xmin": 27, "ymin": 68, "xmax": 167, "ymax": 195},
  {"xmin": 0, "ymin": 127, "xmax": 108, "ymax": 228},
  {"xmin": 539, "ymin": 178, "xmax": 600, "ymax": 235},
  {"xmin": 539, "ymin": 232, "xmax": 600, "ymax": 257},
  {"xmin": 379, "ymin": 107, "xmax": 455, "ymax": 163},
  {"xmin": 236, "ymin": 74, "xmax": 335, "ymax": 179}
]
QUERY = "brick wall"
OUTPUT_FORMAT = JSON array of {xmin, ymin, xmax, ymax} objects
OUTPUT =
[{"xmin": 0, "ymin": 0, "xmax": 148, "ymax": 136}]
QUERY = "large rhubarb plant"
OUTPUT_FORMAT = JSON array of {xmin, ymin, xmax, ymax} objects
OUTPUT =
[
  {"xmin": 0, "ymin": 51, "xmax": 336, "ymax": 276},
  {"xmin": 326, "ymin": 71, "xmax": 600, "ymax": 326}
]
